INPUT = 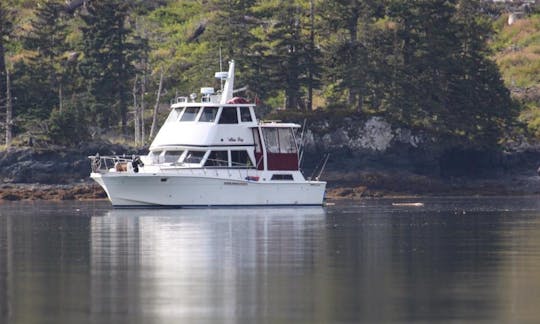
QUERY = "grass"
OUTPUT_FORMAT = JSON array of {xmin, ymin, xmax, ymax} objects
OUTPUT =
[{"xmin": 492, "ymin": 13, "xmax": 540, "ymax": 137}]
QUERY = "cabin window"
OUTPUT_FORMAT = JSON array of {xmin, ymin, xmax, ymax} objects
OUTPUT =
[
  {"xmin": 231, "ymin": 150, "xmax": 252, "ymax": 167},
  {"xmin": 278, "ymin": 128, "xmax": 297, "ymax": 153},
  {"xmin": 253, "ymin": 129, "xmax": 262, "ymax": 153},
  {"xmin": 166, "ymin": 108, "xmax": 183, "ymax": 123},
  {"xmin": 163, "ymin": 150, "xmax": 184, "ymax": 163},
  {"xmin": 149, "ymin": 150, "xmax": 162, "ymax": 164},
  {"xmin": 183, "ymin": 150, "xmax": 206, "ymax": 164},
  {"xmin": 180, "ymin": 107, "xmax": 200, "ymax": 121},
  {"xmin": 218, "ymin": 107, "xmax": 238, "ymax": 124},
  {"xmin": 205, "ymin": 151, "xmax": 228, "ymax": 167},
  {"xmin": 199, "ymin": 107, "xmax": 219, "ymax": 122},
  {"xmin": 240, "ymin": 107, "xmax": 252, "ymax": 122},
  {"xmin": 271, "ymin": 174, "xmax": 293, "ymax": 180},
  {"xmin": 262, "ymin": 128, "xmax": 280, "ymax": 153}
]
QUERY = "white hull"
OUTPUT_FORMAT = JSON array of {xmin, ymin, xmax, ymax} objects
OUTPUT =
[{"xmin": 92, "ymin": 172, "xmax": 326, "ymax": 207}]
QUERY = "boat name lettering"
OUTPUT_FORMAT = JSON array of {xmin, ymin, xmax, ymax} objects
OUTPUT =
[
  {"xmin": 228, "ymin": 137, "xmax": 244, "ymax": 142},
  {"xmin": 224, "ymin": 181, "xmax": 248, "ymax": 186}
]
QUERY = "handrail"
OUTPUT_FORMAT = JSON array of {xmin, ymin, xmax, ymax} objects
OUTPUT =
[{"xmin": 88, "ymin": 155, "xmax": 136, "ymax": 173}]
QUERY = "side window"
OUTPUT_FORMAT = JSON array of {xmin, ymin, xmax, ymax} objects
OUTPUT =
[
  {"xmin": 278, "ymin": 128, "xmax": 297, "ymax": 153},
  {"xmin": 231, "ymin": 150, "xmax": 252, "ymax": 167},
  {"xmin": 218, "ymin": 107, "xmax": 238, "ymax": 124},
  {"xmin": 262, "ymin": 128, "xmax": 279, "ymax": 153},
  {"xmin": 180, "ymin": 107, "xmax": 200, "ymax": 121},
  {"xmin": 183, "ymin": 151, "xmax": 206, "ymax": 164},
  {"xmin": 252, "ymin": 129, "xmax": 262, "ymax": 153},
  {"xmin": 205, "ymin": 151, "xmax": 228, "ymax": 167},
  {"xmin": 163, "ymin": 150, "xmax": 183, "ymax": 163},
  {"xmin": 240, "ymin": 107, "xmax": 252, "ymax": 122},
  {"xmin": 199, "ymin": 107, "xmax": 219, "ymax": 122}
]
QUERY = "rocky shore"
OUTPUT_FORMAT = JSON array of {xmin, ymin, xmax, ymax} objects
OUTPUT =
[
  {"xmin": 0, "ymin": 182, "xmax": 107, "ymax": 201},
  {"xmin": 0, "ymin": 140, "xmax": 539, "ymax": 202}
]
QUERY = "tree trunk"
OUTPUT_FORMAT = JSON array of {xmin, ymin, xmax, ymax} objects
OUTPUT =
[
  {"xmin": 59, "ymin": 82, "xmax": 63, "ymax": 113},
  {"xmin": 149, "ymin": 69, "xmax": 163, "ymax": 140},
  {"xmin": 347, "ymin": 4, "xmax": 360, "ymax": 110},
  {"xmin": 5, "ymin": 69, "xmax": 12, "ymax": 147},
  {"xmin": 133, "ymin": 75, "xmax": 139, "ymax": 145},
  {"xmin": 140, "ymin": 71, "xmax": 146, "ymax": 144},
  {"xmin": 118, "ymin": 17, "xmax": 127, "ymax": 135},
  {"xmin": 0, "ymin": 34, "xmax": 6, "ymax": 103},
  {"xmin": 307, "ymin": 0, "xmax": 315, "ymax": 111}
]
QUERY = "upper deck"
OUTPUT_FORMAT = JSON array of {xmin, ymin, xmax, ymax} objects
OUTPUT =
[{"xmin": 150, "ymin": 103, "xmax": 258, "ymax": 149}]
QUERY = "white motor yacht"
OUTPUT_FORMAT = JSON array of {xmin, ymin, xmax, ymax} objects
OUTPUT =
[{"xmin": 89, "ymin": 61, "xmax": 326, "ymax": 207}]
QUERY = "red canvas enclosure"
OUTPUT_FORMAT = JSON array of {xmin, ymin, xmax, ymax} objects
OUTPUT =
[{"xmin": 260, "ymin": 127, "xmax": 299, "ymax": 171}]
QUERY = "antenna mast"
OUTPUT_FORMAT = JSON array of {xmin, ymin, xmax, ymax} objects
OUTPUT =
[{"xmin": 219, "ymin": 47, "xmax": 223, "ymax": 91}]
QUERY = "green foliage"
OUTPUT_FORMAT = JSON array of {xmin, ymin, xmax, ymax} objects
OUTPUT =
[
  {"xmin": 492, "ymin": 13, "xmax": 540, "ymax": 138},
  {"xmin": 48, "ymin": 104, "xmax": 89, "ymax": 146},
  {"xmin": 0, "ymin": 0, "xmax": 532, "ymax": 149}
]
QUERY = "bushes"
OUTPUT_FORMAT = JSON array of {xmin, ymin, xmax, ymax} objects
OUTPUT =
[{"xmin": 47, "ymin": 105, "xmax": 89, "ymax": 146}]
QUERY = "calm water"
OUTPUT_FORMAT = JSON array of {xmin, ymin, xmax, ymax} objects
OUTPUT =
[{"xmin": 2, "ymin": 197, "xmax": 540, "ymax": 323}]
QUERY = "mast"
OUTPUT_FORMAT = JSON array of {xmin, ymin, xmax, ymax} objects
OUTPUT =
[{"xmin": 220, "ymin": 60, "xmax": 235, "ymax": 104}]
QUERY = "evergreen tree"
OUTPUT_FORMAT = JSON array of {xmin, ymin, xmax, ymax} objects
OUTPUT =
[
  {"xmin": 79, "ymin": 0, "xmax": 139, "ymax": 134},
  {"xmin": 0, "ymin": 1, "xmax": 14, "ymax": 113},
  {"xmin": 319, "ymin": 0, "xmax": 384, "ymax": 111},
  {"xmin": 205, "ymin": 0, "xmax": 261, "ymax": 100},
  {"xmin": 252, "ymin": 0, "xmax": 319, "ymax": 110},
  {"xmin": 382, "ymin": 0, "xmax": 518, "ymax": 146},
  {"xmin": 21, "ymin": 0, "xmax": 69, "ymax": 117}
]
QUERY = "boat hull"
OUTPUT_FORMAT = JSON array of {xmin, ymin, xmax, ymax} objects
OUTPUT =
[{"xmin": 91, "ymin": 173, "xmax": 326, "ymax": 207}]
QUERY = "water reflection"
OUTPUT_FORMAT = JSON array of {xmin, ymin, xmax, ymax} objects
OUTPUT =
[
  {"xmin": 89, "ymin": 207, "xmax": 327, "ymax": 323},
  {"xmin": 1, "ymin": 198, "xmax": 540, "ymax": 323}
]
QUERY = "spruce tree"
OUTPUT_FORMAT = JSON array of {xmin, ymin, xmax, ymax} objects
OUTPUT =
[
  {"xmin": 0, "ymin": 1, "xmax": 14, "ymax": 114},
  {"xmin": 252, "ymin": 0, "xmax": 318, "ymax": 110},
  {"xmin": 319, "ymin": 0, "xmax": 383, "ymax": 111},
  {"xmin": 79, "ymin": 0, "xmax": 138, "ymax": 134},
  {"xmin": 22, "ymin": 0, "xmax": 69, "ymax": 116}
]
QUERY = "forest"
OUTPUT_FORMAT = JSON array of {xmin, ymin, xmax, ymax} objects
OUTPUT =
[{"xmin": 0, "ymin": 0, "xmax": 538, "ymax": 150}]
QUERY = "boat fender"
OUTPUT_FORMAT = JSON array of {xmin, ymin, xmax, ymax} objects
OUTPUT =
[
  {"xmin": 132, "ymin": 156, "xmax": 144, "ymax": 173},
  {"xmin": 537, "ymin": 165, "xmax": 540, "ymax": 176}
]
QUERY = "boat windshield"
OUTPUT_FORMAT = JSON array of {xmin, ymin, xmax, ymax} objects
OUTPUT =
[
  {"xmin": 204, "ymin": 151, "xmax": 228, "ymax": 167},
  {"xmin": 199, "ymin": 107, "xmax": 219, "ymax": 122},
  {"xmin": 218, "ymin": 107, "xmax": 238, "ymax": 124},
  {"xmin": 240, "ymin": 107, "xmax": 252, "ymax": 122},
  {"xmin": 148, "ymin": 150, "xmax": 162, "ymax": 164},
  {"xmin": 163, "ymin": 150, "xmax": 184, "ymax": 163},
  {"xmin": 166, "ymin": 108, "xmax": 184, "ymax": 123},
  {"xmin": 182, "ymin": 150, "xmax": 206, "ymax": 164},
  {"xmin": 180, "ymin": 107, "xmax": 200, "ymax": 121}
]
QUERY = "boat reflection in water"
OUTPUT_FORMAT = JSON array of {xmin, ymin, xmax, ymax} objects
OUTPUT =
[{"xmin": 89, "ymin": 207, "xmax": 327, "ymax": 323}]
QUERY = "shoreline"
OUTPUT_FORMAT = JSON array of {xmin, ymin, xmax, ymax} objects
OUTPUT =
[{"xmin": 1, "ymin": 173, "xmax": 539, "ymax": 202}]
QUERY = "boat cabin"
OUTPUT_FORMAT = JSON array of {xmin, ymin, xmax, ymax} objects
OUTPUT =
[
  {"xmin": 147, "ymin": 104, "xmax": 300, "ymax": 173},
  {"xmin": 146, "ymin": 60, "xmax": 301, "ymax": 175}
]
